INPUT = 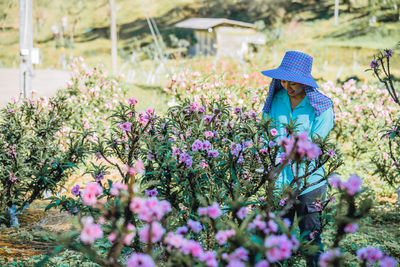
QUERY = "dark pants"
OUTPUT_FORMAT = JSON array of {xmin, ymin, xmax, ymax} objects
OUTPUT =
[{"xmin": 284, "ymin": 185, "xmax": 326, "ymax": 267}]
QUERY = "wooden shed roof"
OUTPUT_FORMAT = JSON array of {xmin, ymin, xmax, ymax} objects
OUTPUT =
[{"xmin": 174, "ymin": 18, "xmax": 255, "ymax": 30}]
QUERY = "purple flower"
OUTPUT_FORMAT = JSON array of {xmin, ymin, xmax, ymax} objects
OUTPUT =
[
  {"xmin": 179, "ymin": 153, "xmax": 193, "ymax": 168},
  {"xmin": 385, "ymin": 49, "xmax": 393, "ymax": 58},
  {"xmin": 94, "ymin": 172, "xmax": 104, "ymax": 182},
  {"xmin": 118, "ymin": 121, "xmax": 132, "ymax": 132},
  {"xmin": 255, "ymin": 260, "xmax": 269, "ymax": 267},
  {"xmin": 237, "ymin": 155, "xmax": 244, "ymax": 164},
  {"xmin": 328, "ymin": 174, "xmax": 342, "ymax": 188},
  {"xmin": 268, "ymin": 141, "xmax": 276, "ymax": 147},
  {"xmin": 145, "ymin": 188, "xmax": 158, "ymax": 197},
  {"xmin": 175, "ymin": 226, "xmax": 188, "ymax": 235},
  {"xmin": 187, "ymin": 219, "xmax": 203, "ymax": 234},
  {"xmin": 279, "ymin": 198, "xmax": 287, "ymax": 206},
  {"xmin": 202, "ymin": 140, "xmax": 212, "ymax": 151},
  {"xmin": 207, "ymin": 150, "xmax": 219, "ymax": 158},
  {"xmin": 380, "ymin": 256, "xmax": 397, "ymax": 267},
  {"xmin": 192, "ymin": 140, "xmax": 203, "ymax": 151},
  {"xmin": 126, "ymin": 253, "xmax": 155, "ymax": 267},
  {"xmin": 230, "ymin": 143, "xmax": 242, "ymax": 157},
  {"xmin": 357, "ymin": 247, "xmax": 384, "ymax": 263},
  {"xmin": 327, "ymin": 149, "xmax": 335, "ymax": 158},
  {"xmin": 71, "ymin": 185, "xmax": 80, "ymax": 196},
  {"xmin": 370, "ymin": 59, "xmax": 379, "ymax": 68},
  {"xmin": 236, "ymin": 207, "xmax": 247, "ymax": 220}
]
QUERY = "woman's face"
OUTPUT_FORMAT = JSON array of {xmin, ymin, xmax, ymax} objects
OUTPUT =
[{"xmin": 280, "ymin": 80, "xmax": 305, "ymax": 97}]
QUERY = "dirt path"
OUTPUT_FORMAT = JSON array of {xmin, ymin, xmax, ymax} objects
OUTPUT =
[
  {"xmin": 0, "ymin": 201, "xmax": 71, "ymax": 260},
  {"xmin": 0, "ymin": 68, "xmax": 70, "ymax": 107}
]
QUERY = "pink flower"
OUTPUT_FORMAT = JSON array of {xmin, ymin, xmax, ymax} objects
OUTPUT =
[
  {"xmin": 270, "ymin": 129, "xmax": 278, "ymax": 136},
  {"xmin": 255, "ymin": 260, "xmax": 270, "ymax": 267},
  {"xmin": 236, "ymin": 207, "xmax": 247, "ymax": 220},
  {"xmin": 135, "ymin": 159, "xmax": 145, "ymax": 175},
  {"xmin": 82, "ymin": 182, "xmax": 103, "ymax": 206},
  {"xmin": 129, "ymin": 197, "xmax": 144, "ymax": 213},
  {"xmin": 344, "ymin": 223, "xmax": 358, "ymax": 233},
  {"xmin": 199, "ymin": 251, "xmax": 218, "ymax": 267},
  {"xmin": 110, "ymin": 182, "xmax": 128, "ymax": 196},
  {"xmin": 215, "ymin": 229, "xmax": 236, "ymax": 245},
  {"xmin": 204, "ymin": 131, "xmax": 214, "ymax": 138},
  {"xmin": 118, "ymin": 121, "xmax": 132, "ymax": 132},
  {"xmin": 124, "ymin": 232, "xmax": 135, "ymax": 245},
  {"xmin": 108, "ymin": 232, "xmax": 117, "ymax": 243},
  {"xmin": 189, "ymin": 102, "xmax": 200, "ymax": 111},
  {"xmin": 264, "ymin": 234, "xmax": 293, "ymax": 262},
  {"xmin": 126, "ymin": 253, "xmax": 155, "ymax": 267},
  {"xmin": 188, "ymin": 219, "xmax": 203, "ymax": 234},
  {"xmin": 231, "ymin": 247, "xmax": 248, "ymax": 261},
  {"xmin": 319, "ymin": 249, "xmax": 341, "ymax": 267},
  {"xmin": 9, "ymin": 173, "xmax": 18, "ymax": 183},
  {"xmin": 80, "ymin": 216, "xmax": 103, "ymax": 244},
  {"xmin": 207, "ymin": 203, "xmax": 222, "ymax": 219},
  {"xmin": 343, "ymin": 175, "xmax": 362, "ymax": 195},
  {"xmin": 128, "ymin": 98, "xmax": 138, "ymax": 106},
  {"xmin": 198, "ymin": 207, "xmax": 208, "ymax": 216},
  {"xmin": 165, "ymin": 232, "xmax": 185, "ymax": 249},
  {"xmin": 200, "ymin": 160, "xmax": 209, "ymax": 168},
  {"xmin": 139, "ymin": 221, "xmax": 165, "ymax": 243},
  {"xmin": 180, "ymin": 239, "xmax": 203, "ymax": 257}
]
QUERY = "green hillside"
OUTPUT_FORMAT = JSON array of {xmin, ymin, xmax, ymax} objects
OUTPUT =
[{"xmin": 0, "ymin": 0, "xmax": 399, "ymax": 82}]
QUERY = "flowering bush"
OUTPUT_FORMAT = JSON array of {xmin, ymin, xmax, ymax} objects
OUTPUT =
[
  {"xmin": 41, "ymin": 94, "xmax": 349, "ymax": 266},
  {"xmin": 0, "ymin": 96, "xmax": 90, "ymax": 226},
  {"xmin": 368, "ymin": 48, "xmax": 400, "ymax": 195},
  {"xmin": 42, "ymin": 171, "xmax": 397, "ymax": 267},
  {"xmin": 57, "ymin": 57, "xmax": 127, "ymax": 137}
]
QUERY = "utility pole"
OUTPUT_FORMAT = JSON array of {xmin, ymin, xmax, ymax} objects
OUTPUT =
[
  {"xmin": 334, "ymin": 0, "xmax": 339, "ymax": 25},
  {"xmin": 19, "ymin": 0, "xmax": 33, "ymax": 98},
  {"xmin": 110, "ymin": 0, "xmax": 117, "ymax": 75}
]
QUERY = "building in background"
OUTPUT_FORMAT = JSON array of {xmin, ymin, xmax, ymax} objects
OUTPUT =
[{"xmin": 174, "ymin": 18, "xmax": 266, "ymax": 58}]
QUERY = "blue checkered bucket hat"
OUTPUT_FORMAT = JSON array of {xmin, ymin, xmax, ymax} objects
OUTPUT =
[{"xmin": 261, "ymin": 51, "xmax": 333, "ymax": 116}]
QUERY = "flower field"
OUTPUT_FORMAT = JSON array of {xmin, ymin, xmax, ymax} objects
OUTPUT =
[{"xmin": 0, "ymin": 52, "xmax": 399, "ymax": 267}]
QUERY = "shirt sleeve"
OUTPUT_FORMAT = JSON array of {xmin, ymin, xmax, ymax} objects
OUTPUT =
[{"xmin": 310, "ymin": 107, "xmax": 334, "ymax": 139}]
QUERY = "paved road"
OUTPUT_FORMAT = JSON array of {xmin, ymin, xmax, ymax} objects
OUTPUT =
[{"xmin": 0, "ymin": 69, "xmax": 70, "ymax": 107}]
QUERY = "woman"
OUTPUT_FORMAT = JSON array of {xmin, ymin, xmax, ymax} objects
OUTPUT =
[{"xmin": 261, "ymin": 51, "xmax": 334, "ymax": 266}]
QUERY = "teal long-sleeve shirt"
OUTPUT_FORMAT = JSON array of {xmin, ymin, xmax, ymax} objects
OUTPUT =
[{"xmin": 263, "ymin": 88, "xmax": 334, "ymax": 195}]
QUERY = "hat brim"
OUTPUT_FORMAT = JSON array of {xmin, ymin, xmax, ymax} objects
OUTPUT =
[{"xmin": 261, "ymin": 68, "xmax": 319, "ymax": 88}]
